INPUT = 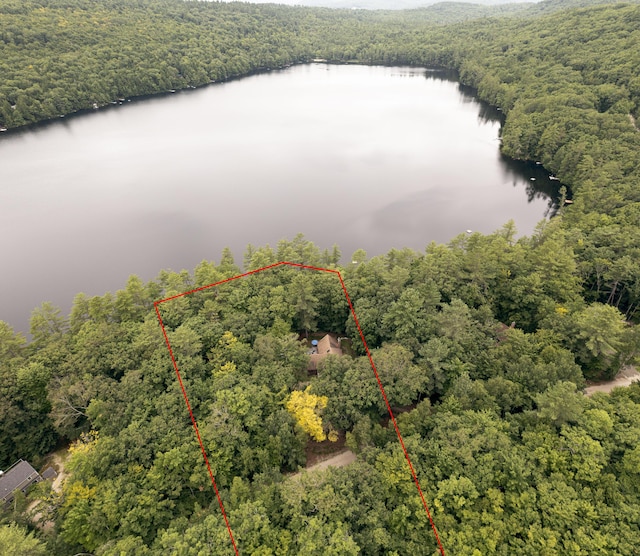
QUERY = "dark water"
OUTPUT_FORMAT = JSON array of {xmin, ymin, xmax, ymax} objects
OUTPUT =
[{"xmin": 0, "ymin": 64, "xmax": 558, "ymax": 333}]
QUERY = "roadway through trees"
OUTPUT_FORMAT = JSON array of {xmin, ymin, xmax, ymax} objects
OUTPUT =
[{"xmin": 584, "ymin": 366, "xmax": 640, "ymax": 396}]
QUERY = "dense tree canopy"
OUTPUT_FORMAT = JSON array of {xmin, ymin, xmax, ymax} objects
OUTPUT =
[{"xmin": 0, "ymin": 233, "xmax": 638, "ymax": 554}]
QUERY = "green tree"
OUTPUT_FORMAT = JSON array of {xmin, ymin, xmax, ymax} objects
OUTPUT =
[
  {"xmin": 573, "ymin": 303, "xmax": 627, "ymax": 378},
  {"xmin": 535, "ymin": 381, "xmax": 584, "ymax": 428},
  {"xmin": 29, "ymin": 301, "xmax": 67, "ymax": 347},
  {"xmin": 294, "ymin": 517, "xmax": 360, "ymax": 555},
  {"xmin": 0, "ymin": 524, "xmax": 47, "ymax": 556},
  {"xmin": 371, "ymin": 343, "xmax": 426, "ymax": 408},
  {"xmin": 289, "ymin": 273, "xmax": 318, "ymax": 334},
  {"xmin": 115, "ymin": 275, "xmax": 152, "ymax": 322}
]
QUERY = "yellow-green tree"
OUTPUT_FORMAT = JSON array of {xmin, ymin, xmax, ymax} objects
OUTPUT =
[
  {"xmin": 0, "ymin": 524, "xmax": 47, "ymax": 556},
  {"xmin": 286, "ymin": 387, "xmax": 331, "ymax": 442}
]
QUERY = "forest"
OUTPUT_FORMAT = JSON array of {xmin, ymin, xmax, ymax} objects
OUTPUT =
[
  {"xmin": 1, "ymin": 0, "xmax": 640, "ymax": 554},
  {"xmin": 2, "ymin": 233, "xmax": 640, "ymax": 554}
]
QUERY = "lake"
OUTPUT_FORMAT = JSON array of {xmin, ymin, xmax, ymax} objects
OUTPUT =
[{"xmin": 0, "ymin": 64, "xmax": 559, "ymax": 333}]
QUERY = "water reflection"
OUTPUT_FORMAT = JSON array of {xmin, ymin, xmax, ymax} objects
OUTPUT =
[
  {"xmin": 1, "ymin": 64, "xmax": 560, "ymax": 333},
  {"xmin": 500, "ymin": 155, "xmax": 562, "ymax": 217},
  {"xmin": 425, "ymin": 67, "xmax": 562, "ymax": 214},
  {"xmin": 425, "ymin": 68, "xmax": 501, "ymax": 122}
]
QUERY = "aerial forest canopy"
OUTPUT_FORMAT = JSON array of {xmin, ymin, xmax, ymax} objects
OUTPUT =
[
  {"xmin": 2, "ymin": 234, "xmax": 640, "ymax": 554},
  {"xmin": 1, "ymin": 0, "xmax": 640, "ymax": 554}
]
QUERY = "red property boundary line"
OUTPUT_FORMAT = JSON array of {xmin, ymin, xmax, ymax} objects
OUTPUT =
[{"xmin": 154, "ymin": 261, "xmax": 445, "ymax": 555}]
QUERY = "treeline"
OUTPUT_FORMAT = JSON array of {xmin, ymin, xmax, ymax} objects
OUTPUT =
[
  {"xmin": 432, "ymin": 4, "xmax": 640, "ymax": 324},
  {"xmin": 0, "ymin": 0, "xmax": 317, "ymax": 128},
  {"xmin": 1, "ymin": 234, "xmax": 640, "ymax": 554},
  {"xmin": 1, "ymin": 0, "xmax": 635, "ymax": 129},
  {"xmin": 2, "ymin": 0, "xmax": 640, "ymax": 318},
  {"xmin": 0, "ymin": 0, "xmax": 507, "ymax": 129}
]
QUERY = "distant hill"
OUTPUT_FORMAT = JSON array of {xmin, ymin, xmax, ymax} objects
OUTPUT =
[
  {"xmin": 526, "ymin": 0, "xmax": 640, "ymax": 13},
  {"xmin": 219, "ymin": 0, "xmax": 536, "ymax": 9},
  {"xmin": 220, "ymin": 0, "xmax": 639, "ymax": 13},
  {"xmin": 404, "ymin": 1, "xmax": 532, "ymax": 22},
  {"xmin": 410, "ymin": 0, "xmax": 640, "ymax": 22}
]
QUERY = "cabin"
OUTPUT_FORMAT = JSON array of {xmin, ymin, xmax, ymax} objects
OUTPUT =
[
  {"xmin": 307, "ymin": 333, "xmax": 343, "ymax": 375},
  {"xmin": 0, "ymin": 460, "xmax": 43, "ymax": 506}
]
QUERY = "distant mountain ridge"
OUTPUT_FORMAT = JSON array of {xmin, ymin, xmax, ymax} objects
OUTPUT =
[
  {"xmin": 222, "ymin": 0, "xmax": 639, "ymax": 15},
  {"xmin": 299, "ymin": 0, "xmax": 530, "ymax": 7},
  {"xmin": 406, "ymin": 0, "xmax": 640, "ymax": 21},
  {"xmin": 301, "ymin": 0, "xmax": 640, "ymax": 24},
  {"xmin": 527, "ymin": 0, "xmax": 640, "ymax": 13}
]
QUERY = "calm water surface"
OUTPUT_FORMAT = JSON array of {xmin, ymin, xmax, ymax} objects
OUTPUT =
[{"xmin": 1, "ymin": 64, "xmax": 558, "ymax": 333}]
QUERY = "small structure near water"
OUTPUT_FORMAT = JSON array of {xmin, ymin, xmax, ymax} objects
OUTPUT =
[{"xmin": 307, "ymin": 333, "xmax": 343, "ymax": 375}]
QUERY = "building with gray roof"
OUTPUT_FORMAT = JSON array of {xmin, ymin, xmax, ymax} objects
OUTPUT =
[{"xmin": 0, "ymin": 459, "xmax": 43, "ymax": 506}]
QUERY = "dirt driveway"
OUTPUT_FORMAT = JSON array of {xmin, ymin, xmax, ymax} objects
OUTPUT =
[
  {"xmin": 306, "ymin": 449, "xmax": 356, "ymax": 472},
  {"xmin": 585, "ymin": 366, "xmax": 640, "ymax": 396},
  {"xmin": 290, "ymin": 449, "xmax": 357, "ymax": 480}
]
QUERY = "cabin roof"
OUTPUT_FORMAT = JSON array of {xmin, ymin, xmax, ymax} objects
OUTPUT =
[
  {"xmin": 0, "ymin": 460, "xmax": 41, "ymax": 503},
  {"xmin": 41, "ymin": 467, "xmax": 58, "ymax": 481},
  {"xmin": 317, "ymin": 334, "xmax": 342, "ymax": 356},
  {"xmin": 308, "ymin": 334, "xmax": 343, "ymax": 373}
]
